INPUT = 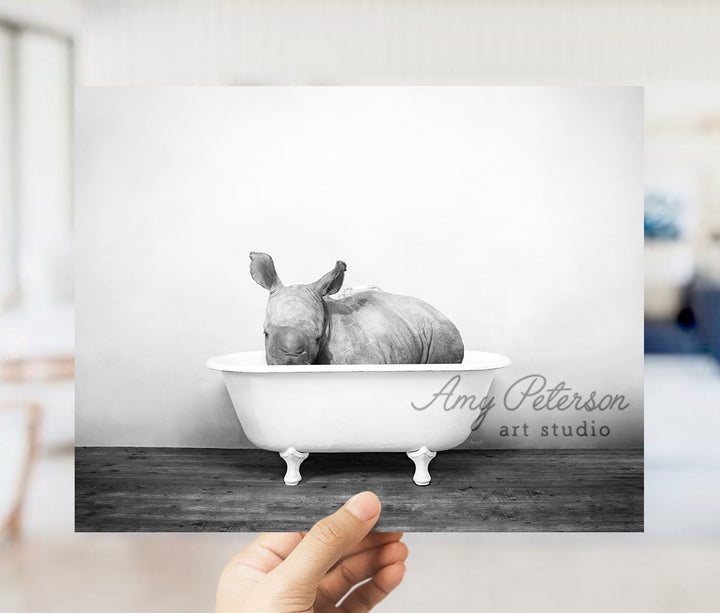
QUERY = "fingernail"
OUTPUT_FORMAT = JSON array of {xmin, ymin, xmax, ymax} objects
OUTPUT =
[{"xmin": 345, "ymin": 491, "xmax": 379, "ymax": 521}]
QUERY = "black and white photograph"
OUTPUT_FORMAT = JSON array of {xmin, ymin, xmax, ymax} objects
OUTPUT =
[{"xmin": 74, "ymin": 86, "xmax": 643, "ymax": 532}]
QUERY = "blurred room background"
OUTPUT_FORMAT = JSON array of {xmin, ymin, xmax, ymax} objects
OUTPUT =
[{"xmin": 1, "ymin": 1, "xmax": 719, "ymax": 612}]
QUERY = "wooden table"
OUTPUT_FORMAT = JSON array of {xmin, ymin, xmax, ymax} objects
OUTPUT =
[
  {"xmin": 1, "ymin": 356, "xmax": 74, "ymax": 540},
  {"xmin": 75, "ymin": 447, "xmax": 643, "ymax": 532}
]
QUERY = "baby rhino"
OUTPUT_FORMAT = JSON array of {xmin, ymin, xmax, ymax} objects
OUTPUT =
[{"xmin": 250, "ymin": 252, "xmax": 464, "ymax": 365}]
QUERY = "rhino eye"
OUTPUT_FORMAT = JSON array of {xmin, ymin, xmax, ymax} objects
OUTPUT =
[{"xmin": 263, "ymin": 331, "xmax": 269, "ymax": 338}]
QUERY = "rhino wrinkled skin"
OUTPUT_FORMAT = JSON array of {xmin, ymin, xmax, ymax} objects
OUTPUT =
[{"xmin": 249, "ymin": 252, "xmax": 464, "ymax": 366}]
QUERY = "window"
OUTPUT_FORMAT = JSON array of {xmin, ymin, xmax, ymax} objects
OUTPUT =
[{"xmin": 0, "ymin": 17, "xmax": 73, "ymax": 310}]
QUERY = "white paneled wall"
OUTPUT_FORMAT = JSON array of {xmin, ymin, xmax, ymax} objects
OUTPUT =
[
  {"xmin": 16, "ymin": 31, "xmax": 73, "ymax": 248},
  {"xmin": 0, "ymin": 20, "xmax": 74, "ymax": 308},
  {"xmin": 77, "ymin": 0, "xmax": 720, "ymax": 86}
]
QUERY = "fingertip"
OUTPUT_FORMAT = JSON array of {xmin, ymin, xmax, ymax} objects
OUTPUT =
[
  {"xmin": 344, "ymin": 491, "xmax": 381, "ymax": 522},
  {"xmin": 381, "ymin": 539, "xmax": 409, "ymax": 562},
  {"xmin": 391, "ymin": 561, "xmax": 406, "ymax": 582},
  {"xmin": 378, "ymin": 560, "xmax": 406, "ymax": 591}
]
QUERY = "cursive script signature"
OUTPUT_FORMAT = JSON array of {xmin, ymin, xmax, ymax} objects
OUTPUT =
[
  {"xmin": 411, "ymin": 375, "xmax": 494, "ymax": 431},
  {"xmin": 503, "ymin": 374, "xmax": 629, "ymax": 412},
  {"xmin": 410, "ymin": 373, "xmax": 630, "ymax": 432}
]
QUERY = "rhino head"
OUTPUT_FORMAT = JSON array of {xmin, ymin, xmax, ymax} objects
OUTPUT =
[{"xmin": 249, "ymin": 252, "xmax": 346, "ymax": 365}]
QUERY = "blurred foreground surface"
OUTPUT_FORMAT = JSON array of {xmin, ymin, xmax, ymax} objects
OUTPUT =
[{"xmin": 2, "ymin": 534, "xmax": 720, "ymax": 613}]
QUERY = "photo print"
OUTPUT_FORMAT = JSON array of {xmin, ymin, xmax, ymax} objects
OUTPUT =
[{"xmin": 75, "ymin": 86, "xmax": 643, "ymax": 532}]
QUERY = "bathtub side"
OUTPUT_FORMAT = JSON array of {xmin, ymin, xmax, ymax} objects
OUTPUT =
[{"xmin": 220, "ymin": 369, "xmax": 498, "ymax": 453}]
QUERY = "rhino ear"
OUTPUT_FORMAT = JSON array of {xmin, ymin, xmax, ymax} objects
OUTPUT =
[
  {"xmin": 249, "ymin": 252, "xmax": 283, "ymax": 292},
  {"xmin": 313, "ymin": 260, "xmax": 346, "ymax": 296}
]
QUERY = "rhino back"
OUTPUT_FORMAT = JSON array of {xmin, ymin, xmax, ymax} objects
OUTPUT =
[{"xmin": 316, "ymin": 291, "xmax": 463, "ymax": 364}]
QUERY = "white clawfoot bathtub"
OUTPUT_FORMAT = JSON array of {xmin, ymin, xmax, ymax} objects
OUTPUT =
[{"xmin": 207, "ymin": 350, "xmax": 510, "ymax": 486}]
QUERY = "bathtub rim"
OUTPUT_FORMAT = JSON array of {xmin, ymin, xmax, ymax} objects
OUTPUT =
[{"xmin": 207, "ymin": 349, "xmax": 511, "ymax": 373}]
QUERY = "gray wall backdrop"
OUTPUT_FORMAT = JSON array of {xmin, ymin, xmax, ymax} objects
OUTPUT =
[{"xmin": 76, "ymin": 87, "xmax": 643, "ymax": 449}]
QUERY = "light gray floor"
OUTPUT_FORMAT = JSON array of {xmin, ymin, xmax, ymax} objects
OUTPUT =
[{"xmin": 2, "ymin": 355, "xmax": 719, "ymax": 612}]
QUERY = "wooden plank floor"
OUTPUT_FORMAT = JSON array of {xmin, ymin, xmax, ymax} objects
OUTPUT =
[{"xmin": 75, "ymin": 448, "xmax": 643, "ymax": 532}]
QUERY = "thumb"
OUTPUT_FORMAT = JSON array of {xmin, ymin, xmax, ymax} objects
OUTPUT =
[{"xmin": 268, "ymin": 491, "xmax": 381, "ymax": 590}]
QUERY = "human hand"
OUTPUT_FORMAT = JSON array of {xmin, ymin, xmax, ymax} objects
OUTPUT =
[{"xmin": 216, "ymin": 491, "xmax": 407, "ymax": 612}]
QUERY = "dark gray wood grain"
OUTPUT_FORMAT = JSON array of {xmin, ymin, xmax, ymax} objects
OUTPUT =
[{"xmin": 75, "ymin": 448, "xmax": 643, "ymax": 532}]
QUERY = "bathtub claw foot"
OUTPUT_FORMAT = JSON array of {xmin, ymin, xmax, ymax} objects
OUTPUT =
[
  {"xmin": 407, "ymin": 447, "xmax": 436, "ymax": 486},
  {"xmin": 280, "ymin": 447, "xmax": 309, "ymax": 485}
]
